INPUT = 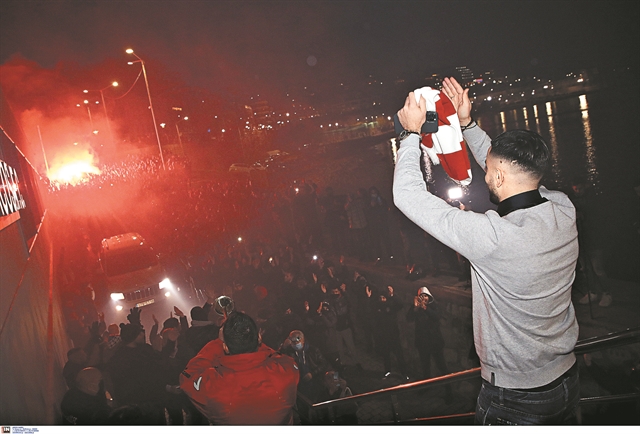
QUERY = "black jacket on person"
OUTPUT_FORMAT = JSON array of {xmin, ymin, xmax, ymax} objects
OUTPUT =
[
  {"xmin": 330, "ymin": 295, "xmax": 352, "ymax": 332},
  {"xmin": 61, "ymin": 387, "xmax": 111, "ymax": 425},
  {"xmin": 184, "ymin": 321, "xmax": 220, "ymax": 355},
  {"xmin": 107, "ymin": 343, "xmax": 169, "ymax": 408},
  {"xmin": 405, "ymin": 302, "xmax": 445, "ymax": 349},
  {"xmin": 371, "ymin": 294, "xmax": 403, "ymax": 344},
  {"xmin": 282, "ymin": 342, "xmax": 330, "ymax": 381}
]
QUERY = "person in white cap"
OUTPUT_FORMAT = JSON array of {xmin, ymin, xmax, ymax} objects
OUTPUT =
[
  {"xmin": 394, "ymin": 77, "xmax": 579, "ymax": 425},
  {"xmin": 405, "ymin": 287, "xmax": 447, "ymax": 380}
]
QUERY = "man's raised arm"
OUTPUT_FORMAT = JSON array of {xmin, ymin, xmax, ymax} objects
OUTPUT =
[{"xmin": 442, "ymin": 77, "xmax": 492, "ymax": 171}]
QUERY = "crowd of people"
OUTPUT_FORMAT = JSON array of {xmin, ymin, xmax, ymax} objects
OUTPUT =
[
  {"xmin": 52, "ymin": 148, "xmax": 457, "ymax": 425},
  {"xmin": 59, "ymin": 237, "xmax": 451, "ymax": 425}
]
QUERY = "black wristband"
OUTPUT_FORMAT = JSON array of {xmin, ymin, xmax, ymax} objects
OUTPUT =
[{"xmin": 461, "ymin": 118, "xmax": 476, "ymax": 131}]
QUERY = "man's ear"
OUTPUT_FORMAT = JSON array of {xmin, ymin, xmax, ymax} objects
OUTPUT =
[
  {"xmin": 257, "ymin": 329, "xmax": 263, "ymax": 345},
  {"xmin": 222, "ymin": 342, "xmax": 230, "ymax": 355},
  {"xmin": 494, "ymin": 167, "xmax": 505, "ymax": 188}
]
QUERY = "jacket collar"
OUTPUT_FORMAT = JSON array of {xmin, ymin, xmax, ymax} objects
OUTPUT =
[{"xmin": 497, "ymin": 189, "xmax": 548, "ymax": 217}]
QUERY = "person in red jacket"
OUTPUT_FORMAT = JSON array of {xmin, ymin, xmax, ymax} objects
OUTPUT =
[{"xmin": 179, "ymin": 311, "xmax": 299, "ymax": 425}]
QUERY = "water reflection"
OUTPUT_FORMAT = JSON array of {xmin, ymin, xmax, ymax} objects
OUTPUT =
[
  {"xmin": 533, "ymin": 105, "xmax": 540, "ymax": 131},
  {"xmin": 579, "ymin": 94, "xmax": 600, "ymax": 192},
  {"xmin": 511, "ymin": 109, "xmax": 520, "ymax": 129},
  {"xmin": 523, "ymin": 107, "xmax": 530, "ymax": 130},
  {"xmin": 487, "ymin": 95, "xmax": 600, "ymax": 191},
  {"xmin": 545, "ymin": 101, "xmax": 562, "ymax": 185}
]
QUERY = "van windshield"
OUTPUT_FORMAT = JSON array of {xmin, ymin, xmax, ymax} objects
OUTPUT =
[{"xmin": 103, "ymin": 247, "xmax": 159, "ymax": 277}]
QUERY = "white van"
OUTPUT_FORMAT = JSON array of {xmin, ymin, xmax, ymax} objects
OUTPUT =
[{"xmin": 99, "ymin": 232, "xmax": 174, "ymax": 313}]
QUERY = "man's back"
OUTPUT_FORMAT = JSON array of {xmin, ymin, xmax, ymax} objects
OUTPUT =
[
  {"xmin": 180, "ymin": 339, "xmax": 299, "ymax": 425},
  {"xmin": 393, "ymin": 123, "xmax": 579, "ymax": 389},
  {"xmin": 468, "ymin": 187, "xmax": 579, "ymax": 388}
]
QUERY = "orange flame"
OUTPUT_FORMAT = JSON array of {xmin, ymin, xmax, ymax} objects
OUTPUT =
[{"xmin": 48, "ymin": 146, "xmax": 101, "ymax": 186}]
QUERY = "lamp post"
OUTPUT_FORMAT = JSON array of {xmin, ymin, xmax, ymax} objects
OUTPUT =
[
  {"xmin": 176, "ymin": 116, "xmax": 188, "ymax": 156},
  {"xmin": 77, "ymin": 99, "xmax": 96, "ymax": 132},
  {"xmin": 84, "ymin": 81, "xmax": 118, "ymax": 146},
  {"xmin": 126, "ymin": 48, "xmax": 165, "ymax": 170}
]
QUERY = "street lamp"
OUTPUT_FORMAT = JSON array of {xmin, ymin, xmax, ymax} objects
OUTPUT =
[
  {"xmin": 126, "ymin": 48, "xmax": 165, "ymax": 170},
  {"xmin": 84, "ymin": 81, "xmax": 118, "ymax": 146},
  {"xmin": 176, "ymin": 116, "xmax": 188, "ymax": 156}
]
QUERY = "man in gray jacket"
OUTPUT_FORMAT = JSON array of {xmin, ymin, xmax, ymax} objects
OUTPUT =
[{"xmin": 393, "ymin": 76, "xmax": 579, "ymax": 425}]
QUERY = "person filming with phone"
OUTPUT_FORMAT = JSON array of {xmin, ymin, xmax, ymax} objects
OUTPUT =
[{"xmin": 393, "ymin": 77, "xmax": 580, "ymax": 425}]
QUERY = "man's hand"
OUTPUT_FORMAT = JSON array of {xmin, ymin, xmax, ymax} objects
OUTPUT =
[
  {"xmin": 397, "ymin": 92, "xmax": 427, "ymax": 132},
  {"xmin": 174, "ymin": 306, "xmax": 185, "ymax": 317},
  {"xmin": 205, "ymin": 288, "xmax": 216, "ymax": 304},
  {"xmin": 127, "ymin": 307, "xmax": 141, "ymax": 325},
  {"xmin": 387, "ymin": 286, "xmax": 394, "ymax": 297},
  {"xmin": 365, "ymin": 286, "xmax": 372, "ymax": 298},
  {"xmin": 442, "ymin": 77, "xmax": 472, "ymax": 125}
]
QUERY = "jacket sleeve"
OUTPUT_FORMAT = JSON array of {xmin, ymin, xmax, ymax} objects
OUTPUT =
[
  {"xmin": 179, "ymin": 315, "xmax": 190, "ymax": 333},
  {"xmin": 178, "ymin": 340, "xmax": 228, "ymax": 422},
  {"xmin": 462, "ymin": 124, "xmax": 492, "ymax": 172},
  {"xmin": 392, "ymin": 134, "xmax": 499, "ymax": 261},
  {"xmin": 179, "ymin": 340, "xmax": 224, "ymax": 387}
]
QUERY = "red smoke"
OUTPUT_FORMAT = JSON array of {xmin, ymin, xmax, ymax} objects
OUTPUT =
[{"xmin": 0, "ymin": 55, "xmax": 173, "ymax": 180}]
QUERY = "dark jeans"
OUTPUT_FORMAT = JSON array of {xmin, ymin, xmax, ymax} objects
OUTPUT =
[{"xmin": 475, "ymin": 366, "xmax": 580, "ymax": 425}]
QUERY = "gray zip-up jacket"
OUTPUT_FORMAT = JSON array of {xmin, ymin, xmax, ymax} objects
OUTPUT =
[{"xmin": 393, "ymin": 126, "xmax": 579, "ymax": 389}]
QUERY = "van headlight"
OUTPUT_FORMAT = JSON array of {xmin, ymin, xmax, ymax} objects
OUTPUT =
[
  {"xmin": 111, "ymin": 293, "xmax": 125, "ymax": 301},
  {"xmin": 159, "ymin": 278, "xmax": 173, "ymax": 290}
]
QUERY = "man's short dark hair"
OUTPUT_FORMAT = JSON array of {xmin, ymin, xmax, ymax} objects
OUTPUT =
[
  {"xmin": 190, "ymin": 306, "xmax": 208, "ymax": 322},
  {"xmin": 490, "ymin": 130, "xmax": 550, "ymax": 179},
  {"xmin": 222, "ymin": 312, "xmax": 259, "ymax": 355}
]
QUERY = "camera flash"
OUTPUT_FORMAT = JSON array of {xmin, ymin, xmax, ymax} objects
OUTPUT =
[{"xmin": 448, "ymin": 187, "xmax": 463, "ymax": 200}]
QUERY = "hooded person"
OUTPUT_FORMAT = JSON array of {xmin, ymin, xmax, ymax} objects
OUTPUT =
[
  {"xmin": 405, "ymin": 286, "xmax": 448, "ymax": 379},
  {"xmin": 180, "ymin": 311, "xmax": 299, "ymax": 425}
]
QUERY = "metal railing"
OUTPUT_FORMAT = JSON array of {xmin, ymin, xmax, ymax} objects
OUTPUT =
[{"xmin": 297, "ymin": 327, "xmax": 640, "ymax": 424}]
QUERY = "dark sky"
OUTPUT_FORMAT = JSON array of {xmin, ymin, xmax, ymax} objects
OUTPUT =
[{"xmin": 1, "ymin": 0, "xmax": 638, "ymax": 98}]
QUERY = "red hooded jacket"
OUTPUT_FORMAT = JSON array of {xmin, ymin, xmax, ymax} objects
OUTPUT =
[{"xmin": 180, "ymin": 339, "xmax": 299, "ymax": 424}]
